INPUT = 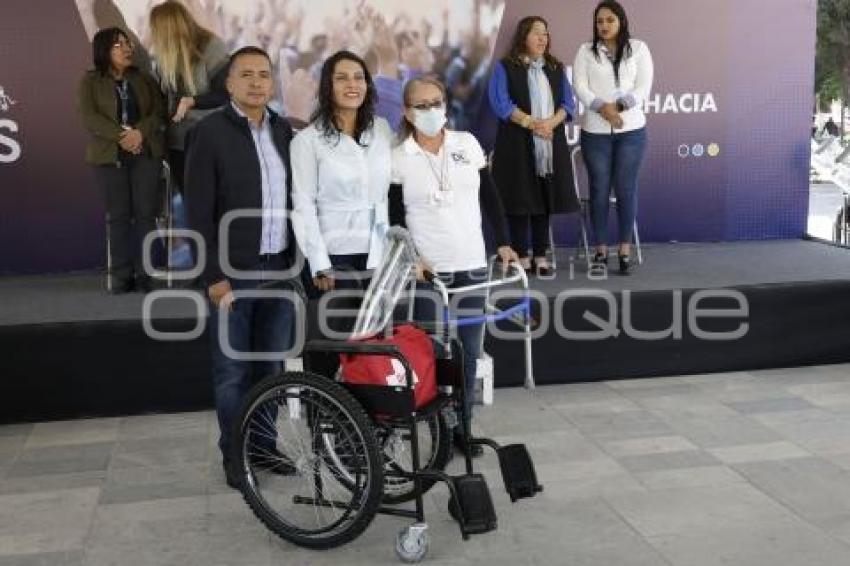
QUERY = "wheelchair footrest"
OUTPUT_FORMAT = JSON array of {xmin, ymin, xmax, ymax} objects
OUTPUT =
[
  {"xmin": 497, "ymin": 444, "xmax": 543, "ymax": 502},
  {"xmin": 448, "ymin": 474, "xmax": 498, "ymax": 536}
]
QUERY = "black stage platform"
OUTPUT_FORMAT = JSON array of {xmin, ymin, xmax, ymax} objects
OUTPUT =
[{"xmin": 2, "ymin": 240, "xmax": 849, "ymax": 423}]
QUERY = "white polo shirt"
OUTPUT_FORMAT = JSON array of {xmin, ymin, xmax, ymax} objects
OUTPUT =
[
  {"xmin": 391, "ymin": 130, "xmax": 488, "ymax": 273},
  {"xmin": 291, "ymin": 117, "xmax": 393, "ymax": 276}
]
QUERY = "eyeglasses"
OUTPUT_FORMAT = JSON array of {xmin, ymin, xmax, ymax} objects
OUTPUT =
[
  {"xmin": 411, "ymin": 99, "xmax": 444, "ymax": 111},
  {"xmin": 112, "ymin": 40, "xmax": 133, "ymax": 51}
]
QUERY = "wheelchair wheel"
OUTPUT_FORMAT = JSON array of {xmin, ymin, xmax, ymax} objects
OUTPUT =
[
  {"xmin": 377, "ymin": 409, "xmax": 453, "ymax": 504},
  {"xmin": 232, "ymin": 371, "xmax": 384, "ymax": 549}
]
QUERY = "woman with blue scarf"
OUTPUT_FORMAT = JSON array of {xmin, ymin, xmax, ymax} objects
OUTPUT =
[{"xmin": 488, "ymin": 16, "xmax": 579, "ymax": 276}]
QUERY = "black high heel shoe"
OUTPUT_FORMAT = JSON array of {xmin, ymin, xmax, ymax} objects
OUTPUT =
[
  {"xmin": 590, "ymin": 252, "xmax": 609, "ymax": 274},
  {"xmin": 618, "ymin": 253, "xmax": 632, "ymax": 275},
  {"xmin": 533, "ymin": 257, "xmax": 554, "ymax": 277}
]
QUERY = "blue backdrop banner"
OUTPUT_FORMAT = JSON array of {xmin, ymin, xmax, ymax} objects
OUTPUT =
[{"xmin": 0, "ymin": 0, "xmax": 815, "ymax": 274}]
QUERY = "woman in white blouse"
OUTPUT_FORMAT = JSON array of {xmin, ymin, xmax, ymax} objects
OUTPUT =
[
  {"xmin": 291, "ymin": 50, "xmax": 393, "ymax": 293},
  {"xmin": 573, "ymin": 1, "xmax": 653, "ymax": 275}
]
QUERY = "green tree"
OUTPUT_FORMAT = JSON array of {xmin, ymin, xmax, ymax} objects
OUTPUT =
[{"xmin": 817, "ymin": 0, "xmax": 850, "ymax": 136}]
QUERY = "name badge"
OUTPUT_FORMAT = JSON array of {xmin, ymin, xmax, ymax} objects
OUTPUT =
[{"xmin": 450, "ymin": 150, "xmax": 470, "ymax": 165}]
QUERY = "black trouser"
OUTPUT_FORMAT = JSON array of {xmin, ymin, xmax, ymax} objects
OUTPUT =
[
  {"xmin": 324, "ymin": 253, "xmax": 370, "ymax": 336},
  {"xmin": 306, "ymin": 253, "xmax": 369, "ymax": 378},
  {"xmin": 93, "ymin": 155, "xmax": 161, "ymax": 285},
  {"xmin": 507, "ymin": 214, "xmax": 550, "ymax": 258}
]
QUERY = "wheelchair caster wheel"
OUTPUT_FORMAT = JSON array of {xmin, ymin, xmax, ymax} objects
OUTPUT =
[{"xmin": 395, "ymin": 522, "xmax": 429, "ymax": 563}]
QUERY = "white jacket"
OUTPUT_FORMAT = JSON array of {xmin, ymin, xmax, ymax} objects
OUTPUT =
[
  {"xmin": 572, "ymin": 39, "xmax": 654, "ymax": 134},
  {"xmin": 290, "ymin": 118, "xmax": 392, "ymax": 276}
]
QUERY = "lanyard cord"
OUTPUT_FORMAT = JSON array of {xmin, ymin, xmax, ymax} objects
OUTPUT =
[
  {"xmin": 424, "ymin": 146, "xmax": 451, "ymax": 192},
  {"xmin": 116, "ymin": 80, "xmax": 129, "ymax": 127}
]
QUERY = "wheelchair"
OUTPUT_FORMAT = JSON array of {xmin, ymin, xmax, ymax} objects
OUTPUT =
[{"xmin": 229, "ymin": 228, "xmax": 542, "ymax": 562}]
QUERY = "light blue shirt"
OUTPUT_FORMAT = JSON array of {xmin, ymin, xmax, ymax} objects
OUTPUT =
[{"xmin": 231, "ymin": 102, "xmax": 288, "ymax": 254}]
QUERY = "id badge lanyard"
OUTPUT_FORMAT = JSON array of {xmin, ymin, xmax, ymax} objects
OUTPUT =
[{"xmin": 116, "ymin": 79, "xmax": 130, "ymax": 128}]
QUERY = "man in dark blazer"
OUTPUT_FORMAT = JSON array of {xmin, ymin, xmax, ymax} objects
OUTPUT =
[{"xmin": 185, "ymin": 46, "xmax": 299, "ymax": 488}]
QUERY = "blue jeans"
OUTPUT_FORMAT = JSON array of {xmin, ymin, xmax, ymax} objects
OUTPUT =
[
  {"xmin": 413, "ymin": 268, "xmax": 487, "ymax": 425},
  {"xmin": 580, "ymin": 128, "xmax": 647, "ymax": 246},
  {"xmin": 207, "ymin": 253, "xmax": 296, "ymax": 461}
]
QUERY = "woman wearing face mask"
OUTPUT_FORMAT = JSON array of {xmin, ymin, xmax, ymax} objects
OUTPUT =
[
  {"xmin": 390, "ymin": 77, "xmax": 519, "ymax": 456},
  {"xmin": 488, "ymin": 16, "xmax": 578, "ymax": 276},
  {"xmin": 77, "ymin": 27, "xmax": 165, "ymax": 294},
  {"xmin": 291, "ymin": 50, "xmax": 393, "ymax": 299},
  {"xmin": 573, "ymin": 1, "xmax": 653, "ymax": 274}
]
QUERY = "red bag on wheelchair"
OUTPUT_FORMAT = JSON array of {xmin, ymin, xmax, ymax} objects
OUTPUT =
[{"xmin": 340, "ymin": 324, "xmax": 438, "ymax": 409}]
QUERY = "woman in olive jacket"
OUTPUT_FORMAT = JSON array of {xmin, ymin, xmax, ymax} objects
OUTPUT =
[{"xmin": 77, "ymin": 27, "xmax": 165, "ymax": 293}]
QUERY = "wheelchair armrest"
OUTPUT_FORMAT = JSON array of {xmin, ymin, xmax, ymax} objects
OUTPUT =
[{"xmin": 304, "ymin": 340, "xmax": 401, "ymax": 356}]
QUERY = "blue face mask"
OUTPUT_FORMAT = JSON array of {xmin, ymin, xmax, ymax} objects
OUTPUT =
[{"xmin": 412, "ymin": 106, "xmax": 447, "ymax": 137}]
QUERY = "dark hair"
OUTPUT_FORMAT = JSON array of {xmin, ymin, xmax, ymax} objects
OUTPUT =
[
  {"xmin": 398, "ymin": 76, "xmax": 447, "ymax": 142},
  {"xmin": 92, "ymin": 27, "xmax": 130, "ymax": 76},
  {"xmin": 228, "ymin": 45, "xmax": 272, "ymax": 72},
  {"xmin": 591, "ymin": 1, "xmax": 633, "ymax": 85},
  {"xmin": 310, "ymin": 50, "xmax": 377, "ymax": 146},
  {"xmin": 505, "ymin": 16, "xmax": 562, "ymax": 69}
]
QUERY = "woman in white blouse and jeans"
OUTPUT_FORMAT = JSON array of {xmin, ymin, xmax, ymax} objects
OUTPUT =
[
  {"xmin": 573, "ymin": 1, "xmax": 653, "ymax": 274},
  {"xmin": 291, "ymin": 50, "xmax": 393, "ymax": 296}
]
